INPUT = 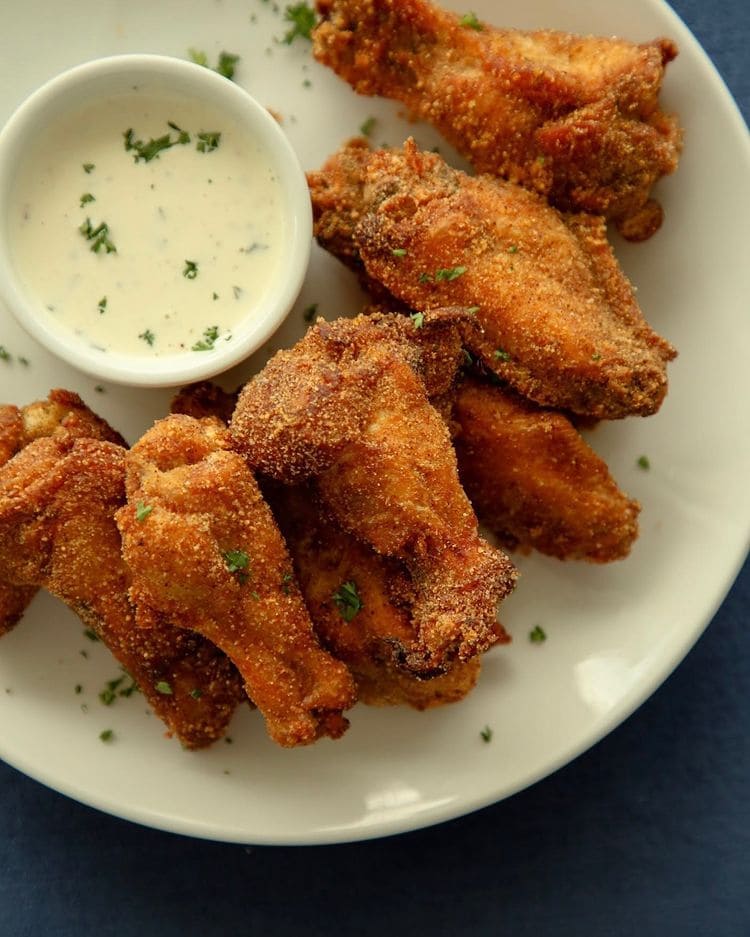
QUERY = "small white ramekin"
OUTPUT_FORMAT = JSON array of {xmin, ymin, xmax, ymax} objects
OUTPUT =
[{"xmin": 0, "ymin": 54, "xmax": 311, "ymax": 387}]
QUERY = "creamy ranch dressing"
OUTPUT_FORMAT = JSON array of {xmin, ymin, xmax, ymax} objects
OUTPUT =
[{"xmin": 9, "ymin": 89, "xmax": 285, "ymax": 357}]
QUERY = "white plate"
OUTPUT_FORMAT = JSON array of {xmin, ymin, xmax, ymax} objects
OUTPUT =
[{"xmin": 0, "ymin": 0, "xmax": 748, "ymax": 845}]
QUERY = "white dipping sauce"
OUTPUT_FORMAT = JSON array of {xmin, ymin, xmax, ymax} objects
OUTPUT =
[{"xmin": 9, "ymin": 89, "xmax": 285, "ymax": 357}]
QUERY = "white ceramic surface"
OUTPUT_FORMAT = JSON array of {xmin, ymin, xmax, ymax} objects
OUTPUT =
[
  {"xmin": 0, "ymin": 54, "xmax": 311, "ymax": 387},
  {"xmin": 0, "ymin": 0, "xmax": 748, "ymax": 845}
]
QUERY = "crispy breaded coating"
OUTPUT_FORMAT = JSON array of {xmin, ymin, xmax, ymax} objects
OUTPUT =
[
  {"xmin": 454, "ymin": 378, "xmax": 640, "ymax": 562},
  {"xmin": 118, "ymin": 414, "xmax": 356, "ymax": 747},
  {"xmin": 268, "ymin": 480, "xmax": 499, "ymax": 704},
  {"xmin": 0, "ymin": 435, "xmax": 244, "ymax": 748},
  {"xmin": 231, "ymin": 313, "xmax": 517, "ymax": 673},
  {"xmin": 308, "ymin": 139, "xmax": 676, "ymax": 419},
  {"xmin": 170, "ymin": 381, "xmax": 239, "ymax": 424},
  {"xmin": 313, "ymin": 0, "xmax": 682, "ymax": 238},
  {"xmin": 0, "ymin": 390, "xmax": 128, "ymax": 634}
]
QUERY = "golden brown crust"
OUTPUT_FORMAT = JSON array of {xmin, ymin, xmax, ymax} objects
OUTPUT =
[
  {"xmin": 170, "ymin": 381, "xmax": 240, "ymax": 424},
  {"xmin": 313, "ymin": 0, "xmax": 682, "ymax": 234},
  {"xmin": 309, "ymin": 138, "xmax": 675, "ymax": 419},
  {"xmin": 231, "ymin": 313, "xmax": 517, "ymax": 673},
  {"xmin": 118, "ymin": 414, "xmax": 356, "ymax": 747},
  {"xmin": 0, "ymin": 435, "xmax": 244, "ymax": 748},
  {"xmin": 453, "ymin": 378, "xmax": 640, "ymax": 562},
  {"xmin": 267, "ymin": 481, "xmax": 490, "ymax": 705},
  {"xmin": 0, "ymin": 390, "xmax": 128, "ymax": 637}
]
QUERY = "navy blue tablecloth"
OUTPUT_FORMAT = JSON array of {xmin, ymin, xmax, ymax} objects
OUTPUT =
[{"xmin": 1, "ymin": 2, "xmax": 748, "ymax": 935}]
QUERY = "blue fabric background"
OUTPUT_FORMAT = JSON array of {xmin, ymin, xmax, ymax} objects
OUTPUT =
[{"xmin": 1, "ymin": 2, "xmax": 747, "ymax": 934}]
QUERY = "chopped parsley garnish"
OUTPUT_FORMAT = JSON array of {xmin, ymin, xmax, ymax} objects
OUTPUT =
[
  {"xmin": 529, "ymin": 625, "xmax": 547, "ymax": 644},
  {"xmin": 75, "ymin": 684, "xmax": 83, "ymax": 695},
  {"xmin": 303, "ymin": 303, "xmax": 318, "ymax": 323},
  {"xmin": 97, "ymin": 296, "xmax": 107, "ymax": 314},
  {"xmin": 418, "ymin": 272, "xmax": 433, "ymax": 283},
  {"xmin": 493, "ymin": 348, "xmax": 511, "ymax": 361},
  {"xmin": 99, "ymin": 729, "xmax": 114, "ymax": 742},
  {"xmin": 0, "ymin": 346, "xmax": 10, "ymax": 362},
  {"xmin": 332, "ymin": 580, "xmax": 362, "ymax": 622},
  {"xmin": 391, "ymin": 248, "xmax": 408, "ymax": 258},
  {"xmin": 462, "ymin": 349, "xmax": 474, "ymax": 366},
  {"xmin": 99, "ymin": 675, "xmax": 125, "ymax": 706},
  {"xmin": 183, "ymin": 259, "xmax": 199, "ymax": 279},
  {"xmin": 507, "ymin": 245, "xmax": 519, "ymax": 254},
  {"xmin": 196, "ymin": 131, "xmax": 221, "ymax": 153},
  {"xmin": 188, "ymin": 49, "xmax": 240, "ymax": 81},
  {"xmin": 637, "ymin": 455, "xmax": 651, "ymax": 470},
  {"xmin": 166, "ymin": 121, "xmax": 191, "ymax": 145},
  {"xmin": 223, "ymin": 548, "xmax": 250, "ymax": 584},
  {"xmin": 94, "ymin": 385, "xmax": 105, "ymax": 393},
  {"xmin": 192, "ymin": 325, "xmax": 220, "ymax": 351},
  {"xmin": 359, "ymin": 116, "xmax": 376, "ymax": 137},
  {"xmin": 435, "ymin": 265, "xmax": 467, "ymax": 281},
  {"xmin": 281, "ymin": 2, "xmax": 316, "ymax": 43},
  {"xmin": 155, "ymin": 680, "xmax": 173, "ymax": 695},
  {"xmin": 188, "ymin": 48, "xmax": 208, "ymax": 67},
  {"xmin": 124, "ymin": 129, "xmax": 175, "ymax": 162},
  {"xmin": 80, "ymin": 192, "xmax": 95, "ymax": 207},
  {"xmin": 217, "ymin": 51, "xmax": 241, "ymax": 80},
  {"xmin": 280, "ymin": 572, "xmax": 293, "ymax": 595},
  {"xmin": 466, "ymin": 305, "xmax": 480, "ymax": 315},
  {"xmin": 138, "ymin": 329, "xmax": 155, "ymax": 347},
  {"xmin": 190, "ymin": 688, "xmax": 203, "ymax": 700},
  {"xmin": 460, "ymin": 11, "xmax": 484, "ymax": 30},
  {"xmin": 82, "ymin": 163, "xmax": 95, "ymax": 174},
  {"xmin": 79, "ymin": 218, "xmax": 117, "ymax": 253},
  {"xmin": 83, "ymin": 628, "xmax": 100, "ymax": 643},
  {"xmin": 591, "ymin": 352, "xmax": 602, "ymax": 361},
  {"xmin": 480, "ymin": 725, "xmax": 493, "ymax": 743},
  {"xmin": 410, "ymin": 311, "xmax": 425, "ymax": 329},
  {"xmin": 123, "ymin": 122, "xmax": 192, "ymax": 161},
  {"xmin": 135, "ymin": 501, "xmax": 153, "ymax": 522}
]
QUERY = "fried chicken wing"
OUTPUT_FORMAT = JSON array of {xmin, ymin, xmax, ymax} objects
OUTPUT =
[
  {"xmin": 313, "ymin": 0, "xmax": 682, "ymax": 239},
  {"xmin": 0, "ymin": 435, "xmax": 245, "ymax": 748},
  {"xmin": 118, "ymin": 414, "xmax": 356, "ymax": 747},
  {"xmin": 308, "ymin": 139, "xmax": 676, "ymax": 419},
  {"xmin": 267, "ymin": 481, "xmax": 494, "ymax": 707},
  {"xmin": 454, "ymin": 378, "xmax": 640, "ymax": 562},
  {"xmin": 230, "ymin": 313, "xmax": 517, "ymax": 673},
  {"xmin": 0, "ymin": 390, "xmax": 128, "ymax": 634}
]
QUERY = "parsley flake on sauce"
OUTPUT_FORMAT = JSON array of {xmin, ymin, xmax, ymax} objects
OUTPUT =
[
  {"xmin": 480, "ymin": 725, "xmax": 493, "ymax": 743},
  {"xmin": 303, "ymin": 303, "xmax": 318, "ymax": 323},
  {"xmin": 80, "ymin": 192, "xmax": 95, "ymax": 207},
  {"xmin": 82, "ymin": 163, "xmax": 95, "ymax": 174},
  {"xmin": 281, "ymin": 2, "xmax": 316, "ymax": 44},
  {"xmin": 97, "ymin": 296, "xmax": 107, "ymax": 314},
  {"xmin": 155, "ymin": 680, "xmax": 173, "ymax": 695},
  {"xmin": 196, "ymin": 131, "xmax": 221, "ymax": 153},
  {"xmin": 529, "ymin": 625, "xmax": 547, "ymax": 644},
  {"xmin": 79, "ymin": 218, "xmax": 117, "ymax": 254},
  {"xmin": 99, "ymin": 729, "xmax": 114, "ymax": 742},
  {"xmin": 138, "ymin": 329, "xmax": 155, "ymax": 347},
  {"xmin": 332, "ymin": 581, "xmax": 363, "ymax": 622},
  {"xmin": 183, "ymin": 259, "xmax": 199, "ymax": 279},
  {"xmin": 192, "ymin": 325, "xmax": 220, "ymax": 351},
  {"xmin": 637, "ymin": 455, "xmax": 651, "ymax": 470}
]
